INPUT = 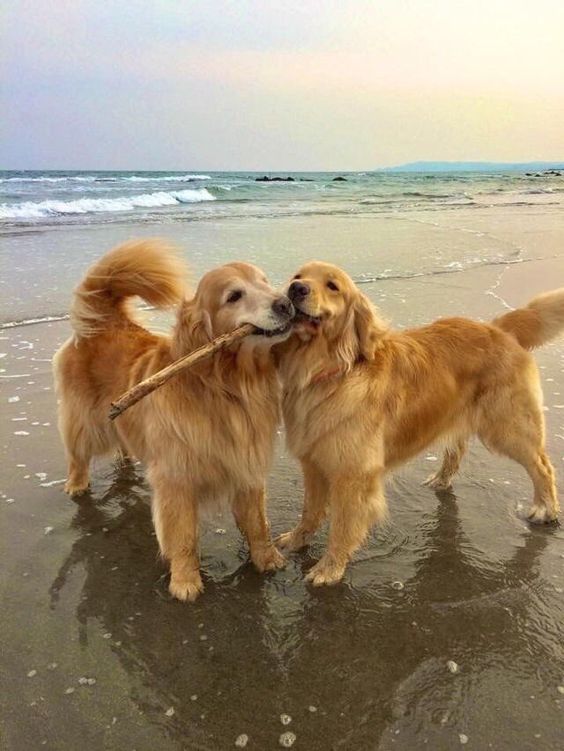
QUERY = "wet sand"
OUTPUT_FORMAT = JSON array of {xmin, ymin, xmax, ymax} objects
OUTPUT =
[{"xmin": 1, "ymin": 209, "xmax": 564, "ymax": 750}]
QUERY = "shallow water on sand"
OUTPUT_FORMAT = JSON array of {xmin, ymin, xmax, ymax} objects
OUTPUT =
[{"xmin": 1, "ymin": 205, "xmax": 564, "ymax": 750}]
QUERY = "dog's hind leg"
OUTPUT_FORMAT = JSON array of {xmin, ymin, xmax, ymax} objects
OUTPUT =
[
  {"xmin": 498, "ymin": 443, "xmax": 558, "ymax": 523},
  {"xmin": 305, "ymin": 470, "xmax": 387, "ymax": 586},
  {"xmin": 277, "ymin": 459, "xmax": 328, "ymax": 552},
  {"xmin": 424, "ymin": 438, "xmax": 467, "ymax": 491},
  {"xmin": 60, "ymin": 411, "xmax": 117, "ymax": 495},
  {"xmin": 58, "ymin": 410, "xmax": 94, "ymax": 496},
  {"xmin": 232, "ymin": 486, "xmax": 285, "ymax": 572},
  {"xmin": 150, "ymin": 473, "xmax": 203, "ymax": 602},
  {"xmin": 479, "ymin": 384, "xmax": 559, "ymax": 524}
]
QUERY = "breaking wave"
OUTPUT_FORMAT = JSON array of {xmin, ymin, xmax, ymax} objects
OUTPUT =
[
  {"xmin": 0, "ymin": 174, "xmax": 212, "ymax": 183},
  {"xmin": 0, "ymin": 188, "xmax": 216, "ymax": 219},
  {"xmin": 123, "ymin": 174, "xmax": 211, "ymax": 182}
]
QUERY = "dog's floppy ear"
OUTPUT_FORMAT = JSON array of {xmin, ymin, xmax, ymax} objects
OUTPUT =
[
  {"xmin": 354, "ymin": 291, "xmax": 386, "ymax": 360},
  {"xmin": 174, "ymin": 299, "xmax": 213, "ymax": 355}
]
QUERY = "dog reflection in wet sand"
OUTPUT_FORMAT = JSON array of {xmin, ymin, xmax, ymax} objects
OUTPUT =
[
  {"xmin": 276, "ymin": 261, "xmax": 563, "ymax": 586},
  {"xmin": 54, "ymin": 240, "xmax": 294, "ymax": 601}
]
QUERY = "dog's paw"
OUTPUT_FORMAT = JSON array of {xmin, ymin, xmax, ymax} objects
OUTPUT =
[
  {"xmin": 527, "ymin": 504, "xmax": 559, "ymax": 525},
  {"xmin": 169, "ymin": 572, "xmax": 204, "ymax": 602},
  {"xmin": 423, "ymin": 473, "xmax": 452, "ymax": 491},
  {"xmin": 252, "ymin": 544, "xmax": 286, "ymax": 572},
  {"xmin": 64, "ymin": 480, "xmax": 89, "ymax": 496},
  {"xmin": 304, "ymin": 557, "xmax": 346, "ymax": 586},
  {"xmin": 275, "ymin": 528, "xmax": 310, "ymax": 552}
]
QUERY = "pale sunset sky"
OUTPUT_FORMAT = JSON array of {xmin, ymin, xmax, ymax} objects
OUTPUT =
[{"xmin": 1, "ymin": 0, "xmax": 563, "ymax": 170}]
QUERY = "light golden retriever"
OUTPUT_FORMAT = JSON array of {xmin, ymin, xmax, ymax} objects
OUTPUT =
[
  {"xmin": 54, "ymin": 239, "xmax": 294, "ymax": 601},
  {"xmin": 276, "ymin": 261, "xmax": 564, "ymax": 586}
]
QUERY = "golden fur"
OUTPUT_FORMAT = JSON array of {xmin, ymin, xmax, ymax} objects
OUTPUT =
[
  {"xmin": 54, "ymin": 239, "xmax": 294, "ymax": 601},
  {"xmin": 276, "ymin": 261, "xmax": 564, "ymax": 586}
]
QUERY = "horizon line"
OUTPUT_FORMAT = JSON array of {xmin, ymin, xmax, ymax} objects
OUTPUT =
[{"xmin": 2, "ymin": 160, "xmax": 564, "ymax": 173}]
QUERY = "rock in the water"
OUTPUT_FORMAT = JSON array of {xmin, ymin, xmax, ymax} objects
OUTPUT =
[
  {"xmin": 255, "ymin": 176, "xmax": 295, "ymax": 182},
  {"xmin": 332, "ymin": 176, "xmax": 347, "ymax": 181}
]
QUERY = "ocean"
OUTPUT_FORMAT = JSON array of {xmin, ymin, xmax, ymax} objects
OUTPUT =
[
  {"xmin": 1, "ymin": 169, "xmax": 563, "ymax": 327},
  {"xmin": 1, "ymin": 169, "xmax": 562, "ymax": 226}
]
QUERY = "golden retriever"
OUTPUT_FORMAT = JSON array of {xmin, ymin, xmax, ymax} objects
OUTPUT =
[
  {"xmin": 53, "ymin": 239, "xmax": 294, "ymax": 601},
  {"xmin": 276, "ymin": 261, "xmax": 564, "ymax": 586}
]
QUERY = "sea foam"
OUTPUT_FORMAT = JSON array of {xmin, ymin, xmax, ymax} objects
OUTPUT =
[
  {"xmin": 0, "ymin": 174, "xmax": 211, "ymax": 183},
  {"xmin": 124, "ymin": 174, "xmax": 212, "ymax": 182},
  {"xmin": 0, "ymin": 188, "xmax": 216, "ymax": 219}
]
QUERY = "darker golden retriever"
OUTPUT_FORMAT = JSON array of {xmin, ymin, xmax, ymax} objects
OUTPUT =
[
  {"xmin": 54, "ymin": 240, "xmax": 294, "ymax": 601},
  {"xmin": 276, "ymin": 261, "xmax": 563, "ymax": 585}
]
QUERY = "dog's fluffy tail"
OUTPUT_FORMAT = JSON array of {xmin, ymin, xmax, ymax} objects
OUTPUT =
[
  {"xmin": 70, "ymin": 239, "xmax": 187, "ymax": 338},
  {"xmin": 493, "ymin": 288, "xmax": 564, "ymax": 349}
]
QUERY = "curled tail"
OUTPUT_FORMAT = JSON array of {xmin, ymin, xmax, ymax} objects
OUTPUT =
[
  {"xmin": 70, "ymin": 239, "xmax": 187, "ymax": 337},
  {"xmin": 493, "ymin": 288, "xmax": 564, "ymax": 349}
]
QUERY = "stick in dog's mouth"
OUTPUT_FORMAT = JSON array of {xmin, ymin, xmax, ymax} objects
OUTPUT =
[
  {"xmin": 109, "ymin": 317, "xmax": 299, "ymax": 421},
  {"xmin": 109, "ymin": 323, "xmax": 255, "ymax": 420}
]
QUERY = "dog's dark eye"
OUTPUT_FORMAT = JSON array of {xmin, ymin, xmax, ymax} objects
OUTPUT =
[
  {"xmin": 227, "ymin": 290, "xmax": 243, "ymax": 304},
  {"xmin": 293, "ymin": 274, "xmax": 301, "ymax": 280},
  {"xmin": 327, "ymin": 281, "xmax": 339, "ymax": 291}
]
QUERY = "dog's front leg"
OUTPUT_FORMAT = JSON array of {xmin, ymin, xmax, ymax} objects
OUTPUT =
[
  {"xmin": 232, "ymin": 487, "xmax": 286, "ymax": 573},
  {"xmin": 276, "ymin": 458, "xmax": 328, "ymax": 551},
  {"xmin": 305, "ymin": 470, "xmax": 387, "ymax": 586},
  {"xmin": 151, "ymin": 477, "xmax": 203, "ymax": 602}
]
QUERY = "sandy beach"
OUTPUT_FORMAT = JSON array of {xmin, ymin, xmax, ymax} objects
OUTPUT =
[{"xmin": 2, "ymin": 201, "xmax": 564, "ymax": 750}]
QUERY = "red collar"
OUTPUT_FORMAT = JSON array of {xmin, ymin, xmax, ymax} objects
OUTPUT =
[{"xmin": 310, "ymin": 367, "xmax": 344, "ymax": 386}]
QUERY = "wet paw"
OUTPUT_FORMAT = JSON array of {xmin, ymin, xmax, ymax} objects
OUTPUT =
[
  {"xmin": 275, "ymin": 528, "xmax": 311, "ymax": 552},
  {"xmin": 169, "ymin": 572, "xmax": 204, "ymax": 602},
  {"xmin": 423, "ymin": 473, "xmax": 452, "ymax": 491},
  {"xmin": 304, "ymin": 557, "xmax": 346, "ymax": 586},
  {"xmin": 64, "ymin": 480, "xmax": 89, "ymax": 496},
  {"xmin": 253, "ymin": 545, "xmax": 286, "ymax": 572},
  {"xmin": 527, "ymin": 505, "xmax": 559, "ymax": 525}
]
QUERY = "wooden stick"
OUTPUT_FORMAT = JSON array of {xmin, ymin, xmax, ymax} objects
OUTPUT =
[{"xmin": 109, "ymin": 323, "xmax": 255, "ymax": 420}]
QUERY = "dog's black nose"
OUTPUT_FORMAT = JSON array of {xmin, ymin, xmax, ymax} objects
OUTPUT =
[
  {"xmin": 272, "ymin": 296, "xmax": 294, "ymax": 319},
  {"xmin": 288, "ymin": 281, "xmax": 310, "ymax": 301}
]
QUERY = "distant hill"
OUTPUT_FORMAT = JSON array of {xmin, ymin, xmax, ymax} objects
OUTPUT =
[{"xmin": 377, "ymin": 161, "xmax": 564, "ymax": 173}]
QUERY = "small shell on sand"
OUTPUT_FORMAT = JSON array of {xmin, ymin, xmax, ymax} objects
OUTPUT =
[
  {"xmin": 235, "ymin": 734, "xmax": 249, "ymax": 748},
  {"xmin": 279, "ymin": 732, "xmax": 297, "ymax": 747}
]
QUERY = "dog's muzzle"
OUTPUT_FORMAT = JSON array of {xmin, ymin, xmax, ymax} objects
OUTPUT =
[{"xmin": 253, "ymin": 296, "xmax": 295, "ymax": 337}]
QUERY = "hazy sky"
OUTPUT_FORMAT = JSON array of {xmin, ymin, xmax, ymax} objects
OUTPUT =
[{"xmin": 2, "ymin": 1, "xmax": 563, "ymax": 170}]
